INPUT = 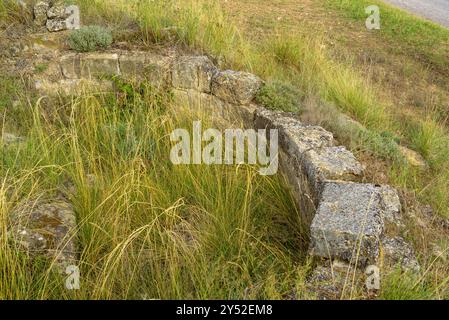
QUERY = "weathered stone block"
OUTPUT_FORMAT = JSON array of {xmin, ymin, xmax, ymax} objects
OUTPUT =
[
  {"xmin": 80, "ymin": 53, "xmax": 120, "ymax": 78},
  {"xmin": 46, "ymin": 18, "xmax": 67, "ymax": 32},
  {"xmin": 222, "ymin": 104, "xmax": 257, "ymax": 129},
  {"xmin": 212, "ymin": 70, "xmax": 263, "ymax": 105},
  {"xmin": 60, "ymin": 54, "xmax": 80, "ymax": 79},
  {"xmin": 119, "ymin": 53, "xmax": 146, "ymax": 77},
  {"xmin": 254, "ymin": 107, "xmax": 334, "ymax": 155},
  {"xmin": 35, "ymin": 79, "xmax": 113, "ymax": 95},
  {"xmin": 254, "ymin": 107, "xmax": 336, "ymax": 223},
  {"xmin": 278, "ymin": 148, "xmax": 317, "ymax": 225},
  {"xmin": 47, "ymin": 3, "xmax": 69, "ymax": 19},
  {"xmin": 9, "ymin": 198, "xmax": 77, "ymax": 267},
  {"xmin": 379, "ymin": 186, "xmax": 402, "ymax": 226},
  {"xmin": 254, "ymin": 107, "xmax": 284, "ymax": 130},
  {"xmin": 309, "ymin": 182, "xmax": 386, "ymax": 265},
  {"xmin": 120, "ymin": 52, "xmax": 171, "ymax": 87},
  {"xmin": 172, "ymin": 56, "xmax": 217, "ymax": 93},
  {"xmin": 381, "ymin": 237, "xmax": 420, "ymax": 272},
  {"xmin": 34, "ymin": 1, "xmax": 50, "ymax": 26},
  {"xmin": 172, "ymin": 89, "xmax": 224, "ymax": 115},
  {"xmin": 304, "ymin": 146, "xmax": 364, "ymax": 192},
  {"xmin": 282, "ymin": 125, "xmax": 334, "ymax": 155}
]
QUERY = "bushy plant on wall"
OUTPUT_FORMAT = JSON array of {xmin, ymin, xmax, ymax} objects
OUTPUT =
[
  {"xmin": 68, "ymin": 25, "xmax": 113, "ymax": 52},
  {"xmin": 256, "ymin": 80, "xmax": 303, "ymax": 113}
]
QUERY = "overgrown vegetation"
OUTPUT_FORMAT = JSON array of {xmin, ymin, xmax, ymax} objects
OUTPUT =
[
  {"xmin": 0, "ymin": 0, "xmax": 31, "ymax": 26},
  {"xmin": 0, "ymin": 82, "xmax": 312, "ymax": 299},
  {"xmin": 1, "ymin": 0, "xmax": 449, "ymax": 299},
  {"xmin": 68, "ymin": 0, "xmax": 449, "ymax": 299},
  {"xmin": 68, "ymin": 25, "xmax": 113, "ymax": 52},
  {"xmin": 256, "ymin": 80, "xmax": 302, "ymax": 112}
]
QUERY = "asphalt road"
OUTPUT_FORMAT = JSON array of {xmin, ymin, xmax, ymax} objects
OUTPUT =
[{"xmin": 383, "ymin": 0, "xmax": 449, "ymax": 28}]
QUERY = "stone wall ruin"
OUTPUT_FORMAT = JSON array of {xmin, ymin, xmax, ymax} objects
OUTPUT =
[
  {"xmin": 4, "ymin": 2, "xmax": 420, "ymax": 286},
  {"xmin": 31, "ymin": 49, "xmax": 417, "ymax": 273}
]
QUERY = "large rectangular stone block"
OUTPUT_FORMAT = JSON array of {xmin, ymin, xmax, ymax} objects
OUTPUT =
[
  {"xmin": 254, "ymin": 108, "xmax": 334, "ymax": 155},
  {"xmin": 60, "ymin": 54, "xmax": 80, "ymax": 79},
  {"xmin": 118, "ymin": 53, "xmax": 146, "ymax": 77},
  {"xmin": 255, "ymin": 107, "xmax": 343, "ymax": 219},
  {"xmin": 222, "ymin": 104, "xmax": 257, "ymax": 129},
  {"xmin": 172, "ymin": 89, "xmax": 225, "ymax": 116},
  {"xmin": 280, "ymin": 123, "xmax": 334, "ymax": 157},
  {"xmin": 35, "ymin": 79, "xmax": 113, "ymax": 96},
  {"xmin": 80, "ymin": 53, "xmax": 120, "ymax": 78},
  {"xmin": 212, "ymin": 70, "xmax": 263, "ymax": 105},
  {"xmin": 172, "ymin": 56, "xmax": 217, "ymax": 93},
  {"xmin": 278, "ymin": 149, "xmax": 317, "ymax": 225},
  {"xmin": 303, "ymin": 146, "xmax": 364, "ymax": 194},
  {"xmin": 120, "ymin": 52, "xmax": 172, "ymax": 87},
  {"xmin": 309, "ymin": 182, "xmax": 386, "ymax": 265}
]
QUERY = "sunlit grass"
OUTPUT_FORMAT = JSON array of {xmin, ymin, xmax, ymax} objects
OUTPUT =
[
  {"xmin": 0, "ymin": 83, "xmax": 311, "ymax": 299},
  {"xmin": 327, "ymin": 0, "xmax": 449, "ymax": 74}
]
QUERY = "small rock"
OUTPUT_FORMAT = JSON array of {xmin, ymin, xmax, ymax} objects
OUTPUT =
[
  {"xmin": 47, "ymin": 4, "xmax": 68, "ymax": 19},
  {"xmin": 399, "ymin": 145, "xmax": 427, "ymax": 169},
  {"xmin": 306, "ymin": 260, "xmax": 363, "ymax": 300},
  {"xmin": 212, "ymin": 70, "xmax": 263, "ymax": 105},
  {"xmin": 381, "ymin": 237, "xmax": 420, "ymax": 272},
  {"xmin": 34, "ymin": 1, "xmax": 50, "ymax": 26},
  {"xmin": 1, "ymin": 132, "xmax": 24, "ymax": 145},
  {"xmin": 379, "ymin": 186, "xmax": 402, "ymax": 227},
  {"xmin": 9, "ymin": 198, "xmax": 78, "ymax": 268},
  {"xmin": 46, "ymin": 18, "xmax": 67, "ymax": 32}
]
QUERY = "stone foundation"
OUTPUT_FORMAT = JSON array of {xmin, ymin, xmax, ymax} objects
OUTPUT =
[{"xmin": 29, "ymin": 47, "xmax": 418, "ymax": 273}]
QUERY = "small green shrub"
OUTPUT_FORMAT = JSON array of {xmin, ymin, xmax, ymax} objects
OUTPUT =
[
  {"xmin": 256, "ymin": 80, "xmax": 302, "ymax": 113},
  {"xmin": 68, "ymin": 26, "xmax": 113, "ymax": 52}
]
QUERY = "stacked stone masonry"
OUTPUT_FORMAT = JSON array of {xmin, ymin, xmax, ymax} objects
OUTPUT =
[
  {"xmin": 32, "ymin": 50, "xmax": 417, "ymax": 270},
  {"xmin": 33, "ymin": 0, "xmax": 76, "ymax": 32}
]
